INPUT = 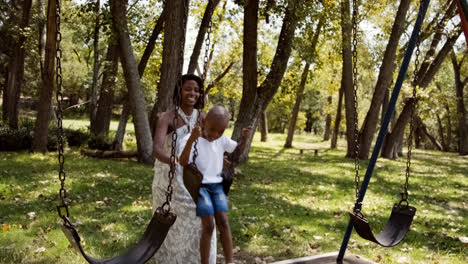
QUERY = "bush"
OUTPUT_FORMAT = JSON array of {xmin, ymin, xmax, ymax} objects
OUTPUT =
[
  {"xmin": 64, "ymin": 128, "xmax": 89, "ymax": 147},
  {"xmin": 0, "ymin": 126, "xmax": 33, "ymax": 151},
  {"xmin": 88, "ymin": 134, "xmax": 113, "ymax": 150},
  {"xmin": 0, "ymin": 122, "xmax": 90, "ymax": 151}
]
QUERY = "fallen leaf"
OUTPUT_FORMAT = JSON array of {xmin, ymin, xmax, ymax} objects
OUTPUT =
[
  {"xmin": 35, "ymin": 247, "xmax": 46, "ymax": 253},
  {"xmin": 459, "ymin": 236, "xmax": 468, "ymax": 244}
]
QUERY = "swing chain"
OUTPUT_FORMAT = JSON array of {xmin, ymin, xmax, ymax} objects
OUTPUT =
[
  {"xmin": 54, "ymin": 0, "xmax": 70, "ymax": 221},
  {"xmin": 351, "ymin": 0, "xmax": 360, "ymax": 200},
  {"xmin": 202, "ymin": 1, "xmax": 213, "ymax": 81},
  {"xmin": 403, "ymin": 0, "xmax": 422, "ymax": 203},
  {"xmin": 191, "ymin": 0, "xmax": 213, "ymax": 161},
  {"xmin": 160, "ymin": 0, "xmax": 187, "ymax": 213}
]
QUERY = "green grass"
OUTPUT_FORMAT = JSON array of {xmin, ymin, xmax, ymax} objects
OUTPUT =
[{"xmin": 0, "ymin": 128, "xmax": 467, "ymax": 263}]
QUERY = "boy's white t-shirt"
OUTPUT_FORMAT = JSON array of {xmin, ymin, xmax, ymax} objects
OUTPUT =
[{"xmin": 179, "ymin": 134, "xmax": 238, "ymax": 184}]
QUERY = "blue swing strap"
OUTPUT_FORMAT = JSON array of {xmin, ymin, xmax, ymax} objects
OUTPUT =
[{"xmin": 338, "ymin": 0, "xmax": 430, "ymax": 260}]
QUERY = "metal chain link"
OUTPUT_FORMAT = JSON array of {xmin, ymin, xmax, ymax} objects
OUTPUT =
[
  {"xmin": 160, "ymin": 0, "xmax": 188, "ymax": 213},
  {"xmin": 54, "ymin": 0, "xmax": 70, "ymax": 222},
  {"xmin": 402, "ymin": 0, "xmax": 422, "ymax": 204},
  {"xmin": 192, "ymin": 0, "xmax": 212, "ymax": 163},
  {"xmin": 202, "ymin": 1, "xmax": 212, "ymax": 81},
  {"xmin": 351, "ymin": 0, "xmax": 360, "ymax": 201}
]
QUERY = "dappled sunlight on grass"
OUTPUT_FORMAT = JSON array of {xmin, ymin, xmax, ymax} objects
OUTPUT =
[{"xmin": 0, "ymin": 131, "xmax": 466, "ymax": 263}]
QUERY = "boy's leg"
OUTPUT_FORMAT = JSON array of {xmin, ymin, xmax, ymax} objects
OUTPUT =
[
  {"xmin": 215, "ymin": 211, "xmax": 233, "ymax": 262},
  {"xmin": 197, "ymin": 186, "xmax": 216, "ymax": 264},
  {"xmin": 200, "ymin": 215, "xmax": 215, "ymax": 264}
]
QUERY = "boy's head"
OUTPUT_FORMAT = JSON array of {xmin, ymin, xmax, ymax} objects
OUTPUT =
[{"xmin": 203, "ymin": 106, "xmax": 229, "ymax": 142}]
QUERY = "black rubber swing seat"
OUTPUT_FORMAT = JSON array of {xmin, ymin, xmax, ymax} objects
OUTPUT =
[
  {"xmin": 349, "ymin": 203, "xmax": 416, "ymax": 247},
  {"xmin": 61, "ymin": 210, "xmax": 176, "ymax": 264}
]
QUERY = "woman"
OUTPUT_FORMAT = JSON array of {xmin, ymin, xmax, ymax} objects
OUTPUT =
[{"xmin": 152, "ymin": 74, "xmax": 216, "ymax": 263}]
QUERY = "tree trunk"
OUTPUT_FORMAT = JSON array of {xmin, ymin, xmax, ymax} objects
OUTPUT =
[
  {"xmin": 415, "ymin": 116, "xmax": 443, "ymax": 151},
  {"xmin": 89, "ymin": 0, "xmax": 101, "ymax": 132},
  {"xmin": 205, "ymin": 61, "xmax": 235, "ymax": 94},
  {"xmin": 187, "ymin": 0, "xmax": 221, "ymax": 75},
  {"xmin": 138, "ymin": 7, "xmax": 166, "ymax": 77},
  {"xmin": 32, "ymin": 0, "xmax": 55, "ymax": 153},
  {"xmin": 150, "ymin": 0, "xmax": 189, "ymax": 134},
  {"xmin": 38, "ymin": 0, "xmax": 47, "ymax": 77},
  {"xmin": 112, "ymin": 97, "xmax": 130, "ymax": 151},
  {"xmin": 4, "ymin": 0, "xmax": 32, "ymax": 129},
  {"xmin": 331, "ymin": 86, "xmax": 344, "ymax": 149},
  {"xmin": 286, "ymin": 12, "xmax": 325, "ymax": 146},
  {"xmin": 445, "ymin": 103, "xmax": 452, "ymax": 150},
  {"xmin": 416, "ymin": 1, "xmax": 456, "ymax": 83},
  {"xmin": 285, "ymin": 62, "xmax": 310, "ymax": 148},
  {"xmin": 381, "ymin": 98, "xmax": 415, "ymax": 159},
  {"xmin": 110, "ymin": 0, "xmax": 153, "ymax": 164},
  {"xmin": 414, "ymin": 126, "xmax": 422, "ymax": 149},
  {"xmin": 381, "ymin": 87, "xmax": 389, "ymax": 124},
  {"xmin": 231, "ymin": 0, "xmax": 258, "ymax": 142},
  {"xmin": 117, "ymin": 6, "xmax": 166, "ymax": 140},
  {"xmin": 233, "ymin": 0, "xmax": 302, "ymax": 163},
  {"xmin": 341, "ymin": 0, "xmax": 355, "ymax": 157},
  {"xmin": 451, "ymin": 50, "xmax": 468, "ymax": 155},
  {"xmin": 357, "ymin": 0, "xmax": 411, "ymax": 159},
  {"xmin": 382, "ymin": 29, "xmax": 461, "ymax": 156},
  {"xmin": 419, "ymin": 30, "xmax": 461, "ymax": 89},
  {"xmin": 324, "ymin": 96, "xmax": 332, "ymax": 141},
  {"xmin": 260, "ymin": 111, "xmax": 268, "ymax": 142},
  {"xmin": 436, "ymin": 113, "xmax": 446, "ymax": 150},
  {"xmin": 93, "ymin": 39, "xmax": 119, "ymax": 137}
]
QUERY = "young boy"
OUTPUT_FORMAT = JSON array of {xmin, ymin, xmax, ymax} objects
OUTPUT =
[{"xmin": 179, "ymin": 105, "xmax": 252, "ymax": 264}]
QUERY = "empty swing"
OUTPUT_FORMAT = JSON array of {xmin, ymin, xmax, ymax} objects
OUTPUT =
[
  {"xmin": 337, "ymin": 0, "xmax": 431, "ymax": 260},
  {"xmin": 54, "ymin": 1, "xmax": 178, "ymax": 263}
]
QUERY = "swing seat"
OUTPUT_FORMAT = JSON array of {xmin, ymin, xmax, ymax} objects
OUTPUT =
[
  {"xmin": 61, "ymin": 210, "xmax": 176, "ymax": 264},
  {"xmin": 349, "ymin": 203, "xmax": 416, "ymax": 247}
]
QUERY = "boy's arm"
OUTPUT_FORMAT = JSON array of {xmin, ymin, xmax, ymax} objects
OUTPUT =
[
  {"xmin": 230, "ymin": 126, "xmax": 252, "ymax": 163},
  {"xmin": 179, "ymin": 126, "xmax": 202, "ymax": 166}
]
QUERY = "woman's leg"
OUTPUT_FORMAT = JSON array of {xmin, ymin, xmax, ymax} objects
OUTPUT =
[
  {"xmin": 215, "ymin": 211, "xmax": 233, "ymax": 263},
  {"xmin": 200, "ymin": 215, "xmax": 215, "ymax": 264}
]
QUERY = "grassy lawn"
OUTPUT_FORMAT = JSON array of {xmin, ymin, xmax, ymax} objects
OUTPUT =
[{"xmin": 0, "ymin": 124, "xmax": 467, "ymax": 263}]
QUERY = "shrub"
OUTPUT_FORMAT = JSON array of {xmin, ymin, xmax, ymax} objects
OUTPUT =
[
  {"xmin": 64, "ymin": 128, "xmax": 89, "ymax": 147},
  {"xmin": 88, "ymin": 134, "xmax": 113, "ymax": 150},
  {"xmin": 0, "ymin": 126, "xmax": 33, "ymax": 151}
]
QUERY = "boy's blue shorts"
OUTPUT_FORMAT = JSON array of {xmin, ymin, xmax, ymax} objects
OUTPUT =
[{"xmin": 196, "ymin": 183, "xmax": 228, "ymax": 217}]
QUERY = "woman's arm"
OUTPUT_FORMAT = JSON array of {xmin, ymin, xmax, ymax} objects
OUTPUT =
[{"xmin": 152, "ymin": 112, "xmax": 172, "ymax": 165}]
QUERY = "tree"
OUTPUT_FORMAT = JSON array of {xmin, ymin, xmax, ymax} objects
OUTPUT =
[
  {"xmin": 110, "ymin": 0, "xmax": 153, "ymax": 164},
  {"xmin": 89, "ymin": 0, "xmax": 101, "ymax": 134},
  {"xmin": 113, "ymin": 3, "xmax": 167, "ymax": 149},
  {"xmin": 93, "ymin": 37, "xmax": 119, "ymax": 137},
  {"xmin": 284, "ymin": 62, "xmax": 310, "ymax": 148},
  {"xmin": 32, "ymin": 0, "xmax": 56, "ymax": 153},
  {"xmin": 3, "ymin": 0, "xmax": 32, "ymax": 129},
  {"xmin": 284, "ymin": 8, "xmax": 325, "ymax": 148},
  {"xmin": 149, "ymin": 0, "xmax": 189, "ymax": 134},
  {"xmin": 187, "ymin": 0, "xmax": 222, "ymax": 75},
  {"xmin": 340, "ymin": 0, "xmax": 355, "ymax": 158},
  {"xmin": 232, "ymin": 0, "xmax": 303, "ymax": 162},
  {"xmin": 357, "ymin": 0, "xmax": 411, "ymax": 159},
  {"xmin": 380, "ymin": 26, "xmax": 462, "ymax": 158},
  {"xmin": 451, "ymin": 49, "xmax": 468, "ymax": 155}
]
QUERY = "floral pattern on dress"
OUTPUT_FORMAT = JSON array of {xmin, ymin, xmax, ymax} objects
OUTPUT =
[{"xmin": 152, "ymin": 110, "xmax": 217, "ymax": 264}]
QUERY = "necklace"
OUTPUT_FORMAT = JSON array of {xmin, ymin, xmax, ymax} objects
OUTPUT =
[{"xmin": 177, "ymin": 108, "xmax": 197, "ymax": 133}]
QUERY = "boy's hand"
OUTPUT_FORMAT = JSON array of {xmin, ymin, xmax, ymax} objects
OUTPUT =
[
  {"xmin": 189, "ymin": 125, "xmax": 202, "ymax": 142},
  {"xmin": 242, "ymin": 125, "xmax": 252, "ymax": 140}
]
